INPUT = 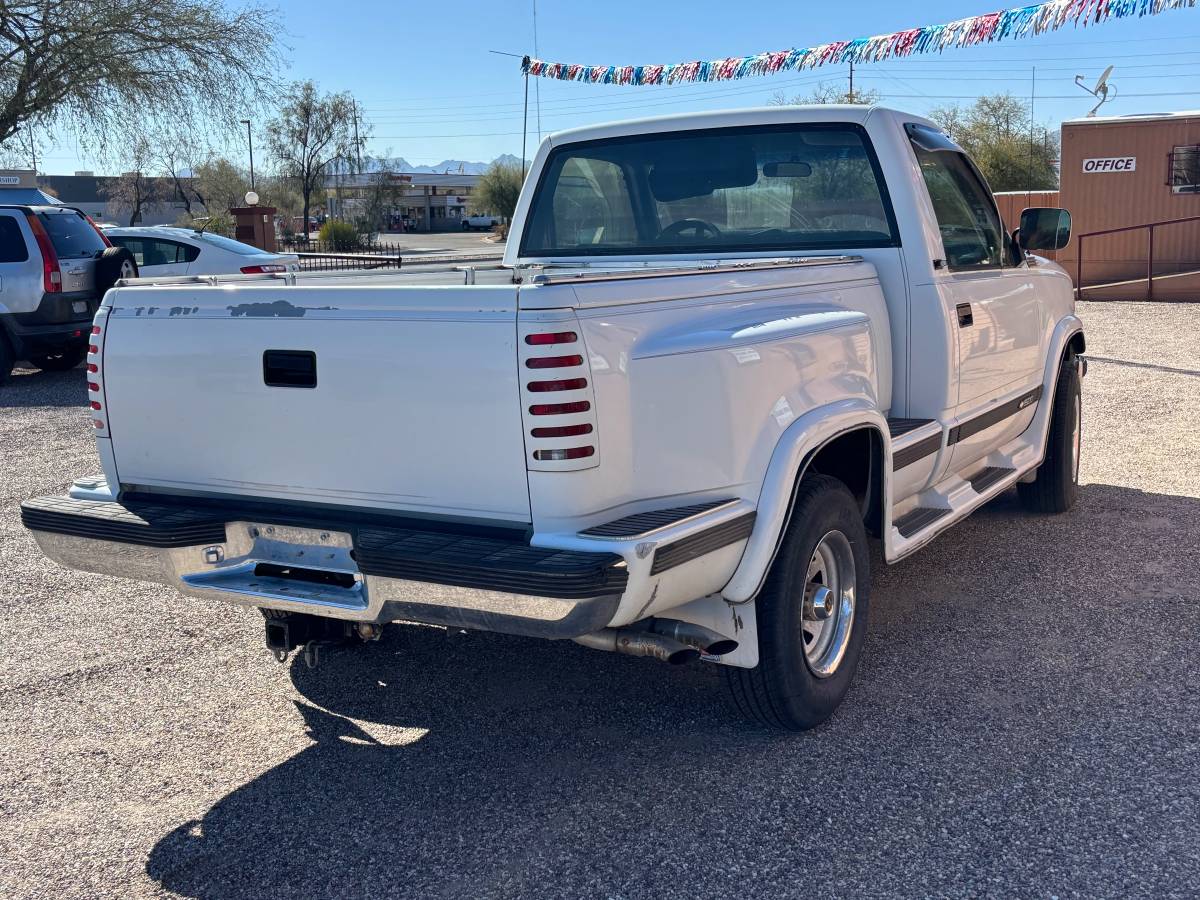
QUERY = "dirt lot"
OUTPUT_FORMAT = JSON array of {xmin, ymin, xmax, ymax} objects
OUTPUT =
[{"xmin": 1, "ymin": 301, "xmax": 1197, "ymax": 899}]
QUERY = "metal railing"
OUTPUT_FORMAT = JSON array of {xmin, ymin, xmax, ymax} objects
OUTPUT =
[{"xmin": 1076, "ymin": 214, "xmax": 1200, "ymax": 301}]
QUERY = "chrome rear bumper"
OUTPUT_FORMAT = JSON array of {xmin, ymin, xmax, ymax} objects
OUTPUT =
[{"xmin": 23, "ymin": 496, "xmax": 626, "ymax": 639}]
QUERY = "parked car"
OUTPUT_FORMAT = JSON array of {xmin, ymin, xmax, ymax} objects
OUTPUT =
[
  {"xmin": 0, "ymin": 204, "xmax": 137, "ymax": 382},
  {"xmin": 462, "ymin": 213, "xmax": 499, "ymax": 231},
  {"xmin": 23, "ymin": 107, "xmax": 1083, "ymax": 730},
  {"xmin": 106, "ymin": 226, "xmax": 299, "ymax": 278}
]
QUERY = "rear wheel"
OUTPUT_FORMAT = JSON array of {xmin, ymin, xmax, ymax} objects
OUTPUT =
[
  {"xmin": 30, "ymin": 344, "xmax": 87, "ymax": 372},
  {"xmin": 1018, "ymin": 353, "xmax": 1081, "ymax": 514},
  {"xmin": 726, "ymin": 474, "xmax": 871, "ymax": 730}
]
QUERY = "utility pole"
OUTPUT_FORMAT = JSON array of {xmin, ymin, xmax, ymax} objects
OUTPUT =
[
  {"xmin": 352, "ymin": 102, "xmax": 363, "ymax": 175},
  {"xmin": 240, "ymin": 119, "xmax": 255, "ymax": 190},
  {"xmin": 848, "ymin": 61, "xmax": 854, "ymax": 103},
  {"xmin": 1028, "ymin": 66, "xmax": 1036, "ymax": 192}
]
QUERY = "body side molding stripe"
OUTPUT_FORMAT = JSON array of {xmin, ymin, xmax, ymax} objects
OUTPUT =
[{"xmin": 649, "ymin": 511, "xmax": 757, "ymax": 575}]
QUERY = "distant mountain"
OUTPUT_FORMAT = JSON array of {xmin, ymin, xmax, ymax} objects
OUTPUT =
[{"xmin": 365, "ymin": 155, "xmax": 525, "ymax": 175}]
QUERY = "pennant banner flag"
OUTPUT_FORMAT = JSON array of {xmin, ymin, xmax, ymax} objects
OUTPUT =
[{"xmin": 521, "ymin": 0, "xmax": 1196, "ymax": 85}]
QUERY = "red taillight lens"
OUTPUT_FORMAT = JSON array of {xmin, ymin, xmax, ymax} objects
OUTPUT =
[
  {"xmin": 87, "ymin": 363, "xmax": 98, "ymax": 373},
  {"xmin": 525, "ymin": 331, "xmax": 577, "ymax": 345},
  {"xmin": 92, "ymin": 419, "xmax": 105, "ymax": 429},
  {"xmin": 529, "ymin": 401, "xmax": 590, "ymax": 416},
  {"xmin": 88, "ymin": 344, "xmax": 98, "ymax": 354},
  {"xmin": 85, "ymin": 214, "xmax": 112, "ymax": 247},
  {"xmin": 88, "ymin": 382, "xmax": 99, "ymax": 392},
  {"xmin": 533, "ymin": 446, "xmax": 595, "ymax": 461},
  {"xmin": 240, "ymin": 264, "xmax": 287, "ymax": 274},
  {"xmin": 25, "ymin": 213, "xmax": 61, "ymax": 294},
  {"xmin": 528, "ymin": 378, "xmax": 587, "ymax": 393},
  {"xmin": 91, "ymin": 325, "xmax": 101, "ymax": 335},
  {"xmin": 526, "ymin": 354, "xmax": 582, "ymax": 369},
  {"xmin": 89, "ymin": 401, "xmax": 102, "ymax": 411},
  {"xmin": 531, "ymin": 423, "xmax": 593, "ymax": 438}
]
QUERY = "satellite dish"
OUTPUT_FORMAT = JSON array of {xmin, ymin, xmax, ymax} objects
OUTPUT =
[{"xmin": 1075, "ymin": 66, "xmax": 1117, "ymax": 117}]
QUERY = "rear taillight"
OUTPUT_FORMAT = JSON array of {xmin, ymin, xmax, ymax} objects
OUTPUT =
[
  {"xmin": 240, "ymin": 264, "xmax": 287, "ymax": 274},
  {"xmin": 521, "ymin": 323, "xmax": 597, "ymax": 470},
  {"xmin": 25, "ymin": 213, "xmax": 61, "ymax": 294},
  {"xmin": 531, "ymin": 423, "xmax": 592, "ymax": 438},
  {"xmin": 529, "ymin": 401, "xmax": 590, "ymax": 416},
  {"xmin": 528, "ymin": 378, "xmax": 587, "ymax": 392},
  {"xmin": 533, "ymin": 447, "xmax": 594, "ymax": 461},
  {"xmin": 524, "ymin": 331, "xmax": 577, "ymax": 346},
  {"xmin": 526, "ymin": 355, "xmax": 583, "ymax": 369},
  {"xmin": 85, "ymin": 214, "xmax": 112, "ymax": 247},
  {"xmin": 88, "ymin": 315, "xmax": 107, "ymax": 433}
]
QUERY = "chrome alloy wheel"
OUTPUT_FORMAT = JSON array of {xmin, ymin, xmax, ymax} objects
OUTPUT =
[
  {"xmin": 801, "ymin": 530, "xmax": 857, "ymax": 678},
  {"xmin": 1071, "ymin": 390, "xmax": 1082, "ymax": 483}
]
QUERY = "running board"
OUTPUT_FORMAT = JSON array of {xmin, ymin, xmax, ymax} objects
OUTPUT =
[
  {"xmin": 893, "ymin": 506, "xmax": 953, "ymax": 538},
  {"xmin": 968, "ymin": 466, "xmax": 1014, "ymax": 494}
]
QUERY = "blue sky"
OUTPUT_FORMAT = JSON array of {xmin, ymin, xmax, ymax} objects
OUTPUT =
[{"xmin": 34, "ymin": 0, "xmax": 1200, "ymax": 173}]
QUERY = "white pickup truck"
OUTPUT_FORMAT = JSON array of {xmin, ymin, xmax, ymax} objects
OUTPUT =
[{"xmin": 24, "ymin": 106, "xmax": 1084, "ymax": 730}]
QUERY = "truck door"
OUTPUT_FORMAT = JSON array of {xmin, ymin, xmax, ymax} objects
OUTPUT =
[{"xmin": 906, "ymin": 124, "xmax": 1044, "ymax": 467}]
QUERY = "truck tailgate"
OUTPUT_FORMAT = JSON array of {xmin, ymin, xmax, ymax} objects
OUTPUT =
[{"xmin": 99, "ymin": 285, "xmax": 531, "ymax": 522}]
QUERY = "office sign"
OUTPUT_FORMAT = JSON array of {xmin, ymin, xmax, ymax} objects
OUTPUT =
[
  {"xmin": 1082, "ymin": 157, "xmax": 1136, "ymax": 173},
  {"xmin": 0, "ymin": 175, "xmax": 21, "ymax": 185}
]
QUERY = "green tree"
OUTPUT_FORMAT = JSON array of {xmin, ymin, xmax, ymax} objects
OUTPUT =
[
  {"xmin": 0, "ymin": 0, "xmax": 280, "ymax": 157},
  {"xmin": 265, "ymin": 81, "xmax": 364, "ymax": 232},
  {"xmin": 470, "ymin": 161, "xmax": 524, "ymax": 221},
  {"xmin": 928, "ymin": 94, "xmax": 1059, "ymax": 191}
]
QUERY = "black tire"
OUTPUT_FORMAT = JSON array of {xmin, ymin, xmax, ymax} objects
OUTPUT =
[
  {"xmin": 0, "ymin": 333, "xmax": 14, "ymax": 385},
  {"xmin": 726, "ymin": 474, "xmax": 871, "ymax": 730},
  {"xmin": 95, "ymin": 246, "xmax": 138, "ymax": 293},
  {"xmin": 1018, "ymin": 353, "xmax": 1081, "ymax": 514}
]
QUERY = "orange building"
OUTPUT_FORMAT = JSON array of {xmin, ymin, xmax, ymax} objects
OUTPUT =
[{"xmin": 1058, "ymin": 111, "xmax": 1200, "ymax": 300}]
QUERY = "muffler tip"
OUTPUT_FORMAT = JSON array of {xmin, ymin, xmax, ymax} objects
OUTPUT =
[{"xmin": 704, "ymin": 639, "xmax": 739, "ymax": 656}]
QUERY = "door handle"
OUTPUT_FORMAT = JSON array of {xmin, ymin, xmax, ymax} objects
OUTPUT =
[{"xmin": 955, "ymin": 303, "xmax": 974, "ymax": 328}]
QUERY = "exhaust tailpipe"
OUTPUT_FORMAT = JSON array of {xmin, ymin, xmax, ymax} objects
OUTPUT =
[
  {"xmin": 574, "ymin": 628, "xmax": 700, "ymax": 665},
  {"xmin": 649, "ymin": 619, "xmax": 739, "ymax": 656}
]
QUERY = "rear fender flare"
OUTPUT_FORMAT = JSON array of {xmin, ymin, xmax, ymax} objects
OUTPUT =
[{"xmin": 722, "ymin": 399, "xmax": 889, "ymax": 603}]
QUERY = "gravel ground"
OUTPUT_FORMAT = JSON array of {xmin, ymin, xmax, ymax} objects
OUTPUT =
[{"xmin": 1, "ymin": 301, "xmax": 1197, "ymax": 899}]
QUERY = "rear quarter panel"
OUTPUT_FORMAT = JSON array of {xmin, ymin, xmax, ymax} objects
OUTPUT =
[{"xmin": 521, "ymin": 264, "xmax": 886, "ymax": 534}]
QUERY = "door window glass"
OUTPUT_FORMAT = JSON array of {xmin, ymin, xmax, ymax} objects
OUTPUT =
[
  {"xmin": 0, "ymin": 215, "xmax": 29, "ymax": 262},
  {"xmin": 906, "ymin": 124, "xmax": 1004, "ymax": 270},
  {"xmin": 111, "ymin": 237, "xmax": 190, "ymax": 266}
]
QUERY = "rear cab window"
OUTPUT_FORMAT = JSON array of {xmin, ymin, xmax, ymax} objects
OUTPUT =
[
  {"xmin": 0, "ymin": 214, "xmax": 29, "ymax": 262},
  {"xmin": 37, "ymin": 210, "xmax": 107, "ymax": 259},
  {"xmin": 521, "ymin": 123, "xmax": 899, "ymax": 257}
]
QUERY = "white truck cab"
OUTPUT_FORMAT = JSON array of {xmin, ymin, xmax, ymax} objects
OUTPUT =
[{"xmin": 23, "ymin": 106, "xmax": 1084, "ymax": 729}]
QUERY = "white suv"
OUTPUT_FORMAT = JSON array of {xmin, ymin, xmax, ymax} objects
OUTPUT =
[{"xmin": 0, "ymin": 205, "xmax": 138, "ymax": 383}]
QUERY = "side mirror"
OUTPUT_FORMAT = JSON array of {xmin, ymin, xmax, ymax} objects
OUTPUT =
[{"xmin": 1018, "ymin": 207, "xmax": 1072, "ymax": 252}]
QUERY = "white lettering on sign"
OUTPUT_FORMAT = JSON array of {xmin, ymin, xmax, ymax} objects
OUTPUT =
[
  {"xmin": 0, "ymin": 175, "xmax": 21, "ymax": 185},
  {"xmin": 1082, "ymin": 157, "xmax": 1137, "ymax": 173}
]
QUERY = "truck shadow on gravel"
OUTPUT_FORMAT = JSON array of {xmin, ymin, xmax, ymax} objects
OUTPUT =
[
  {"xmin": 144, "ymin": 483, "xmax": 1200, "ymax": 899},
  {"xmin": 0, "ymin": 366, "xmax": 87, "ymax": 408}
]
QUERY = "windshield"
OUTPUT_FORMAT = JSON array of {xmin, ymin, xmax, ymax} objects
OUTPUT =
[
  {"xmin": 37, "ymin": 210, "xmax": 107, "ymax": 258},
  {"xmin": 194, "ymin": 232, "xmax": 274, "ymax": 256},
  {"xmin": 521, "ymin": 123, "xmax": 898, "ymax": 257}
]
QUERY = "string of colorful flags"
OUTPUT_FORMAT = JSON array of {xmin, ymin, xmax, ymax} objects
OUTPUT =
[{"xmin": 520, "ymin": 0, "xmax": 1196, "ymax": 85}]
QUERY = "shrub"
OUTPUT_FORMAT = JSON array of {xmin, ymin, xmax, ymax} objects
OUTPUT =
[{"xmin": 318, "ymin": 219, "xmax": 360, "ymax": 250}]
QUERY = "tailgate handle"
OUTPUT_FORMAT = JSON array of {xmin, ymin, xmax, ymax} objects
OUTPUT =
[
  {"xmin": 263, "ymin": 350, "xmax": 317, "ymax": 388},
  {"xmin": 955, "ymin": 303, "xmax": 974, "ymax": 328}
]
